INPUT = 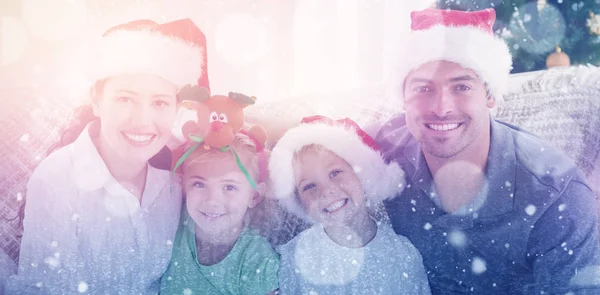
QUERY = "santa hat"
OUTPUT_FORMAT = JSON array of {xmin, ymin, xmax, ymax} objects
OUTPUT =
[
  {"xmin": 87, "ymin": 18, "xmax": 209, "ymax": 90},
  {"xmin": 268, "ymin": 115, "xmax": 406, "ymax": 221},
  {"xmin": 392, "ymin": 8, "xmax": 512, "ymax": 102}
]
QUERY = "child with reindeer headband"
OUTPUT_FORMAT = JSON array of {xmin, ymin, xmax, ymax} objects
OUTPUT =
[
  {"xmin": 160, "ymin": 86, "xmax": 279, "ymax": 295},
  {"xmin": 269, "ymin": 116, "xmax": 431, "ymax": 294}
]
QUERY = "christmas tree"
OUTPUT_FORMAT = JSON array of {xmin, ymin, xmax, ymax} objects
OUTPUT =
[{"xmin": 437, "ymin": 0, "xmax": 600, "ymax": 73}]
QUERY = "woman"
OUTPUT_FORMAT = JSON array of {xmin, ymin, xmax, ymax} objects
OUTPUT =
[{"xmin": 5, "ymin": 18, "xmax": 209, "ymax": 295}]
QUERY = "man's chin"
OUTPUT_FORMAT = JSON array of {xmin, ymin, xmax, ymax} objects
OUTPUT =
[{"xmin": 423, "ymin": 143, "xmax": 462, "ymax": 159}]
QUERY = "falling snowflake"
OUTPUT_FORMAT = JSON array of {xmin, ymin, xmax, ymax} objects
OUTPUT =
[
  {"xmin": 183, "ymin": 288, "xmax": 193, "ymax": 295},
  {"xmin": 44, "ymin": 256, "xmax": 60, "ymax": 269},
  {"xmin": 77, "ymin": 282, "xmax": 88, "ymax": 293},
  {"xmin": 50, "ymin": 241, "xmax": 58, "ymax": 248},
  {"xmin": 410, "ymin": 199, "xmax": 417, "ymax": 205},
  {"xmin": 569, "ymin": 250, "xmax": 574, "ymax": 255},
  {"xmin": 423, "ymin": 223, "xmax": 432, "ymax": 230},
  {"xmin": 448, "ymin": 230, "xmax": 467, "ymax": 248},
  {"xmin": 402, "ymin": 272, "xmax": 408, "ymax": 278},
  {"xmin": 20, "ymin": 134, "xmax": 30, "ymax": 142},
  {"xmin": 16, "ymin": 192, "xmax": 23, "ymax": 201},
  {"xmin": 472, "ymin": 257, "xmax": 487, "ymax": 274},
  {"xmin": 505, "ymin": 181, "xmax": 511, "ymax": 187},
  {"xmin": 166, "ymin": 240, "xmax": 173, "ymax": 246},
  {"xmin": 505, "ymin": 243, "xmax": 510, "ymax": 249},
  {"xmin": 353, "ymin": 166, "xmax": 362, "ymax": 173},
  {"xmin": 525, "ymin": 205, "xmax": 537, "ymax": 216},
  {"xmin": 558, "ymin": 204, "xmax": 566, "ymax": 212}
]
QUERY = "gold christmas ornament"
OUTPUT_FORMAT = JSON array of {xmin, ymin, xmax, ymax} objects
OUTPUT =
[
  {"xmin": 546, "ymin": 46, "xmax": 570, "ymax": 68},
  {"xmin": 587, "ymin": 12, "xmax": 600, "ymax": 35}
]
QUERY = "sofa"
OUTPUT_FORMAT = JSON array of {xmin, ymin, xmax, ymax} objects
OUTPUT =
[{"xmin": 1, "ymin": 65, "xmax": 599, "ymax": 273}]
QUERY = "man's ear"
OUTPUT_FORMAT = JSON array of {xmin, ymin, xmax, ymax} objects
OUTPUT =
[
  {"xmin": 486, "ymin": 95, "xmax": 496, "ymax": 108},
  {"xmin": 249, "ymin": 182, "xmax": 267, "ymax": 209}
]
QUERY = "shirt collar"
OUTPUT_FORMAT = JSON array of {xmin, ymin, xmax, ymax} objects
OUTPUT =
[
  {"xmin": 71, "ymin": 122, "xmax": 169, "ymax": 208},
  {"xmin": 71, "ymin": 122, "xmax": 112, "ymax": 192},
  {"xmin": 404, "ymin": 118, "xmax": 516, "ymax": 218}
]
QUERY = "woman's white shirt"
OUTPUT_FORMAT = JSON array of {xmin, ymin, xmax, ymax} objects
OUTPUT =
[{"xmin": 5, "ymin": 125, "xmax": 182, "ymax": 295}]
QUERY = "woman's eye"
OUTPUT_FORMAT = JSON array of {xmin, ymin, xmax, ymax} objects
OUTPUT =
[{"xmin": 118, "ymin": 97, "xmax": 133, "ymax": 103}]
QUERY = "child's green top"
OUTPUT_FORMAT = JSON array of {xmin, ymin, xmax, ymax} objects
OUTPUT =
[{"xmin": 160, "ymin": 211, "xmax": 279, "ymax": 295}]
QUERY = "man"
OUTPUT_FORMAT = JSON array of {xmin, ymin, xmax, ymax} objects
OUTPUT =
[{"xmin": 375, "ymin": 8, "xmax": 600, "ymax": 294}]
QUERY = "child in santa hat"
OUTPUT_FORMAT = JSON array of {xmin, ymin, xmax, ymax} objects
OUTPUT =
[
  {"xmin": 160, "ymin": 132, "xmax": 279, "ymax": 295},
  {"xmin": 269, "ymin": 115, "xmax": 431, "ymax": 294}
]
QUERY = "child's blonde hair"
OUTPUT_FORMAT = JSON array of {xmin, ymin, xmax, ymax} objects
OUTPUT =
[{"xmin": 183, "ymin": 133, "xmax": 262, "ymax": 183}]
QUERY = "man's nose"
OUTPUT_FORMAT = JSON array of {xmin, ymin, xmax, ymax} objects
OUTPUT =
[{"xmin": 431, "ymin": 90, "xmax": 455, "ymax": 118}]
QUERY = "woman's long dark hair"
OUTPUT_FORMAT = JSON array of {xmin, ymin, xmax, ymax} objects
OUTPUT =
[
  {"xmin": 46, "ymin": 80, "xmax": 105, "ymax": 155},
  {"xmin": 11, "ymin": 81, "xmax": 104, "ymax": 233}
]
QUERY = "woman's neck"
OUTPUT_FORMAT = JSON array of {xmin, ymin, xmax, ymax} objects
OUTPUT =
[
  {"xmin": 93, "ymin": 133, "xmax": 148, "ymax": 201},
  {"xmin": 195, "ymin": 224, "xmax": 243, "ymax": 266},
  {"xmin": 323, "ymin": 211, "xmax": 377, "ymax": 248}
]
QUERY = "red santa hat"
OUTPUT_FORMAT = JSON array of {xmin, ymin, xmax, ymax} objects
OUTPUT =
[
  {"xmin": 268, "ymin": 115, "xmax": 406, "ymax": 221},
  {"xmin": 87, "ymin": 18, "xmax": 209, "ymax": 90},
  {"xmin": 392, "ymin": 8, "xmax": 512, "ymax": 102}
]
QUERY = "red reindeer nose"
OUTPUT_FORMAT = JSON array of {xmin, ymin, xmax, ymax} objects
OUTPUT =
[{"xmin": 210, "ymin": 121, "xmax": 224, "ymax": 132}]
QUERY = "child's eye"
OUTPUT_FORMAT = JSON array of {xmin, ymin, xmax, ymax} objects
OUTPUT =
[
  {"xmin": 224, "ymin": 185, "xmax": 237, "ymax": 192},
  {"xmin": 192, "ymin": 181, "xmax": 205, "ymax": 189},
  {"xmin": 329, "ymin": 169, "xmax": 342, "ymax": 178},
  {"xmin": 302, "ymin": 183, "xmax": 316, "ymax": 192}
]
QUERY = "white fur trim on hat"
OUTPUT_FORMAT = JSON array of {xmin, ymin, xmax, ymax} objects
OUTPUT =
[
  {"xmin": 268, "ymin": 122, "xmax": 406, "ymax": 221},
  {"xmin": 87, "ymin": 29, "xmax": 203, "ymax": 88},
  {"xmin": 389, "ymin": 25, "xmax": 512, "ymax": 103}
]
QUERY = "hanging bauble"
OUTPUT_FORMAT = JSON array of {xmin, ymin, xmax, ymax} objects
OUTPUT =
[
  {"xmin": 546, "ymin": 46, "xmax": 570, "ymax": 68},
  {"xmin": 509, "ymin": 2, "xmax": 566, "ymax": 55}
]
